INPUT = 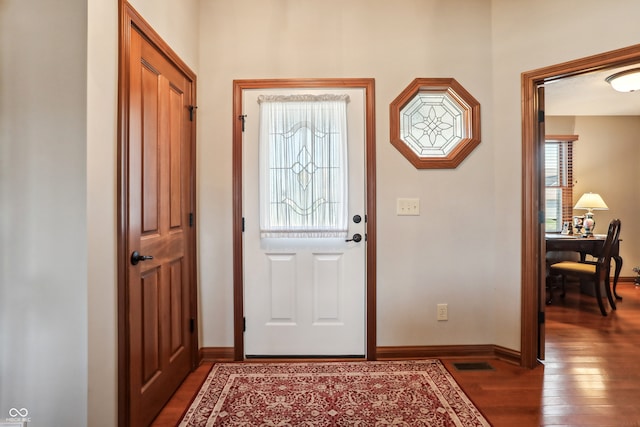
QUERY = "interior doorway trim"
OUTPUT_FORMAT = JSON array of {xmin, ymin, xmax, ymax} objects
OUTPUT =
[
  {"xmin": 232, "ymin": 78, "xmax": 377, "ymax": 361},
  {"xmin": 521, "ymin": 43, "xmax": 640, "ymax": 369}
]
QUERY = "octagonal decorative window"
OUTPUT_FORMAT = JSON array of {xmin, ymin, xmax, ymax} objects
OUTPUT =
[{"xmin": 390, "ymin": 78, "xmax": 481, "ymax": 169}]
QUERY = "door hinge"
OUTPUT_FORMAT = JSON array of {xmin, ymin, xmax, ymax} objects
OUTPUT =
[
  {"xmin": 189, "ymin": 212, "xmax": 194, "ymax": 227},
  {"xmin": 189, "ymin": 317, "xmax": 195, "ymax": 333},
  {"xmin": 243, "ymin": 317, "xmax": 246, "ymax": 332},
  {"xmin": 238, "ymin": 114, "xmax": 247, "ymax": 132},
  {"xmin": 188, "ymin": 105, "xmax": 198, "ymax": 121},
  {"xmin": 242, "ymin": 217, "xmax": 245, "ymax": 232},
  {"xmin": 538, "ymin": 311, "xmax": 545, "ymax": 324},
  {"xmin": 538, "ymin": 210, "xmax": 545, "ymax": 224},
  {"xmin": 538, "ymin": 109, "xmax": 545, "ymax": 123}
]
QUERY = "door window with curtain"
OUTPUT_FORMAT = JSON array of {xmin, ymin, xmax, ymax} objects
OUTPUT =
[
  {"xmin": 258, "ymin": 94, "xmax": 350, "ymax": 238},
  {"xmin": 544, "ymin": 137, "xmax": 576, "ymax": 232}
]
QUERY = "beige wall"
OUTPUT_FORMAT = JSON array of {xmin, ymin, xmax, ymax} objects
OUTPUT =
[
  {"xmin": 1, "ymin": 0, "xmax": 88, "ymax": 425},
  {"xmin": 86, "ymin": 1, "xmax": 200, "ymax": 426},
  {"xmin": 197, "ymin": 0, "xmax": 640, "ymax": 354},
  {"xmin": 128, "ymin": 0, "xmax": 200, "ymax": 73},
  {"xmin": 3, "ymin": 0, "xmax": 640, "ymax": 425},
  {"xmin": 574, "ymin": 117, "xmax": 640, "ymax": 276},
  {"xmin": 197, "ymin": 0, "xmax": 496, "ymax": 349},
  {"xmin": 87, "ymin": 1, "xmax": 118, "ymax": 425},
  {"xmin": 489, "ymin": 0, "xmax": 640, "ymax": 346},
  {"xmin": 547, "ymin": 116, "xmax": 576, "ymax": 135}
]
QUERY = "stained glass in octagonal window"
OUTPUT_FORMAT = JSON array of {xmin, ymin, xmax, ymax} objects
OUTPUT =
[{"xmin": 400, "ymin": 91, "xmax": 468, "ymax": 158}]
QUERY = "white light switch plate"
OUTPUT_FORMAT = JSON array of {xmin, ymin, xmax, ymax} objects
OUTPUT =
[{"xmin": 397, "ymin": 198, "xmax": 420, "ymax": 215}]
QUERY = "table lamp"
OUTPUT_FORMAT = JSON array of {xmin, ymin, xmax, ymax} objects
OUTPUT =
[{"xmin": 574, "ymin": 192, "xmax": 608, "ymax": 237}]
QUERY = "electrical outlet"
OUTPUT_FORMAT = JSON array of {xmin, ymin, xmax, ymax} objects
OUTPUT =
[
  {"xmin": 397, "ymin": 198, "xmax": 420, "ymax": 216},
  {"xmin": 437, "ymin": 303, "xmax": 448, "ymax": 321}
]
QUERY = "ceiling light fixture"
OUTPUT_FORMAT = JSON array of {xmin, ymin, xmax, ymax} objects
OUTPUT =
[{"xmin": 605, "ymin": 68, "xmax": 640, "ymax": 92}]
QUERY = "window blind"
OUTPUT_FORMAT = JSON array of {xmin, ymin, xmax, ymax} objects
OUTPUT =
[{"xmin": 545, "ymin": 136, "xmax": 576, "ymax": 232}]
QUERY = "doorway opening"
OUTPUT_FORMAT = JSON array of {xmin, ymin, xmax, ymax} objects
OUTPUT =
[
  {"xmin": 521, "ymin": 44, "xmax": 640, "ymax": 368},
  {"xmin": 231, "ymin": 79, "xmax": 377, "ymax": 361}
]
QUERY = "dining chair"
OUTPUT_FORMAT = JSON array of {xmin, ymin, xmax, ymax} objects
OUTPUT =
[
  {"xmin": 548, "ymin": 219, "xmax": 621, "ymax": 316},
  {"xmin": 545, "ymin": 250, "xmax": 579, "ymax": 305}
]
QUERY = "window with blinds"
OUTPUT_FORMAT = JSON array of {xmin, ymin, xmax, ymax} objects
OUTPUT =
[{"xmin": 544, "ymin": 137, "xmax": 576, "ymax": 232}]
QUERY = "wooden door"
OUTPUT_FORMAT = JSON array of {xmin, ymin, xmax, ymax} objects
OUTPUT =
[
  {"xmin": 121, "ymin": 12, "xmax": 197, "ymax": 426},
  {"xmin": 537, "ymin": 86, "xmax": 546, "ymax": 360},
  {"xmin": 242, "ymin": 88, "xmax": 367, "ymax": 357}
]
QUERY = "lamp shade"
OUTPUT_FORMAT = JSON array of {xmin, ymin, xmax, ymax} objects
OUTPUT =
[
  {"xmin": 574, "ymin": 192, "xmax": 608, "ymax": 210},
  {"xmin": 605, "ymin": 68, "xmax": 640, "ymax": 92}
]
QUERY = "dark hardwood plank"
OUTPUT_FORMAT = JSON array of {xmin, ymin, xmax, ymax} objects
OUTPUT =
[
  {"xmin": 447, "ymin": 283, "xmax": 640, "ymax": 426},
  {"xmin": 150, "ymin": 363, "xmax": 212, "ymax": 426},
  {"xmin": 153, "ymin": 283, "xmax": 640, "ymax": 427}
]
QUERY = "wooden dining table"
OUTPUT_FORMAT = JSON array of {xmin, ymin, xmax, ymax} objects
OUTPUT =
[{"xmin": 545, "ymin": 233, "xmax": 623, "ymax": 299}]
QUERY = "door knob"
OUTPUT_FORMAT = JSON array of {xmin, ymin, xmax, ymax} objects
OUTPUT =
[
  {"xmin": 130, "ymin": 251, "xmax": 154, "ymax": 265},
  {"xmin": 345, "ymin": 233, "xmax": 362, "ymax": 243}
]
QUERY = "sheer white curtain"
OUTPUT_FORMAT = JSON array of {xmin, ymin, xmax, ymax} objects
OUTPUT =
[{"xmin": 258, "ymin": 94, "xmax": 349, "ymax": 238}]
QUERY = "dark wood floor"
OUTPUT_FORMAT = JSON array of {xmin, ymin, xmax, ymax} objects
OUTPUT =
[{"xmin": 152, "ymin": 283, "xmax": 640, "ymax": 427}]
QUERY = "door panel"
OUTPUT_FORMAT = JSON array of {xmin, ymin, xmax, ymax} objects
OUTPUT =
[
  {"xmin": 314, "ymin": 254, "xmax": 341, "ymax": 321},
  {"xmin": 243, "ymin": 87, "xmax": 366, "ymax": 357},
  {"xmin": 141, "ymin": 269, "xmax": 160, "ymax": 382},
  {"xmin": 126, "ymin": 27, "xmax": 194, "ymax": 427},
  {"xmin": 268, "ymin": 254, "xmax": 296, "ymax": 321}
]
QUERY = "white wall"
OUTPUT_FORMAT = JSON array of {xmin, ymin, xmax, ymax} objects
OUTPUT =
[{"xmin": 0, "ymin": 1, "xmax": 88, "ymax": 426}]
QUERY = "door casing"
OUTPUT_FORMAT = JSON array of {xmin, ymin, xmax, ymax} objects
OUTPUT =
[
  {"xmin": 232, "ymin": 79, "xmax": 377, "ymax": 361},
  {"xmin": 521, "ymin": 43, "xmax": 640, "ymax": 368}
]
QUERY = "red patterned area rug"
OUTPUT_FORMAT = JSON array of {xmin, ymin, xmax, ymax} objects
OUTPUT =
[{"xmin": 179, "ymin": 360, "xmax": 491, "ymax": 426}]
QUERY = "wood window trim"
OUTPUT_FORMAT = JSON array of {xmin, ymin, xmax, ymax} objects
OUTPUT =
[
  {"xmin": 545, "ymin": 134, "xmax": 579, "ymax": 142},
  {"xmin": 390, "ymin": 78, "xmax": 481, "ymax": 169}
]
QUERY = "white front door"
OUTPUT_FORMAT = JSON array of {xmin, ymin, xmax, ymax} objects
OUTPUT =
[{"xmin": 243, "ymin": 87, "xmax": 366, "ymax": 357}]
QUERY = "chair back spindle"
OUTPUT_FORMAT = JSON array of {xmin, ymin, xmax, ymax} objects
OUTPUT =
[{"xmin": 597, "ymin": 219, "xmax": 621, "ymax": 278}]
